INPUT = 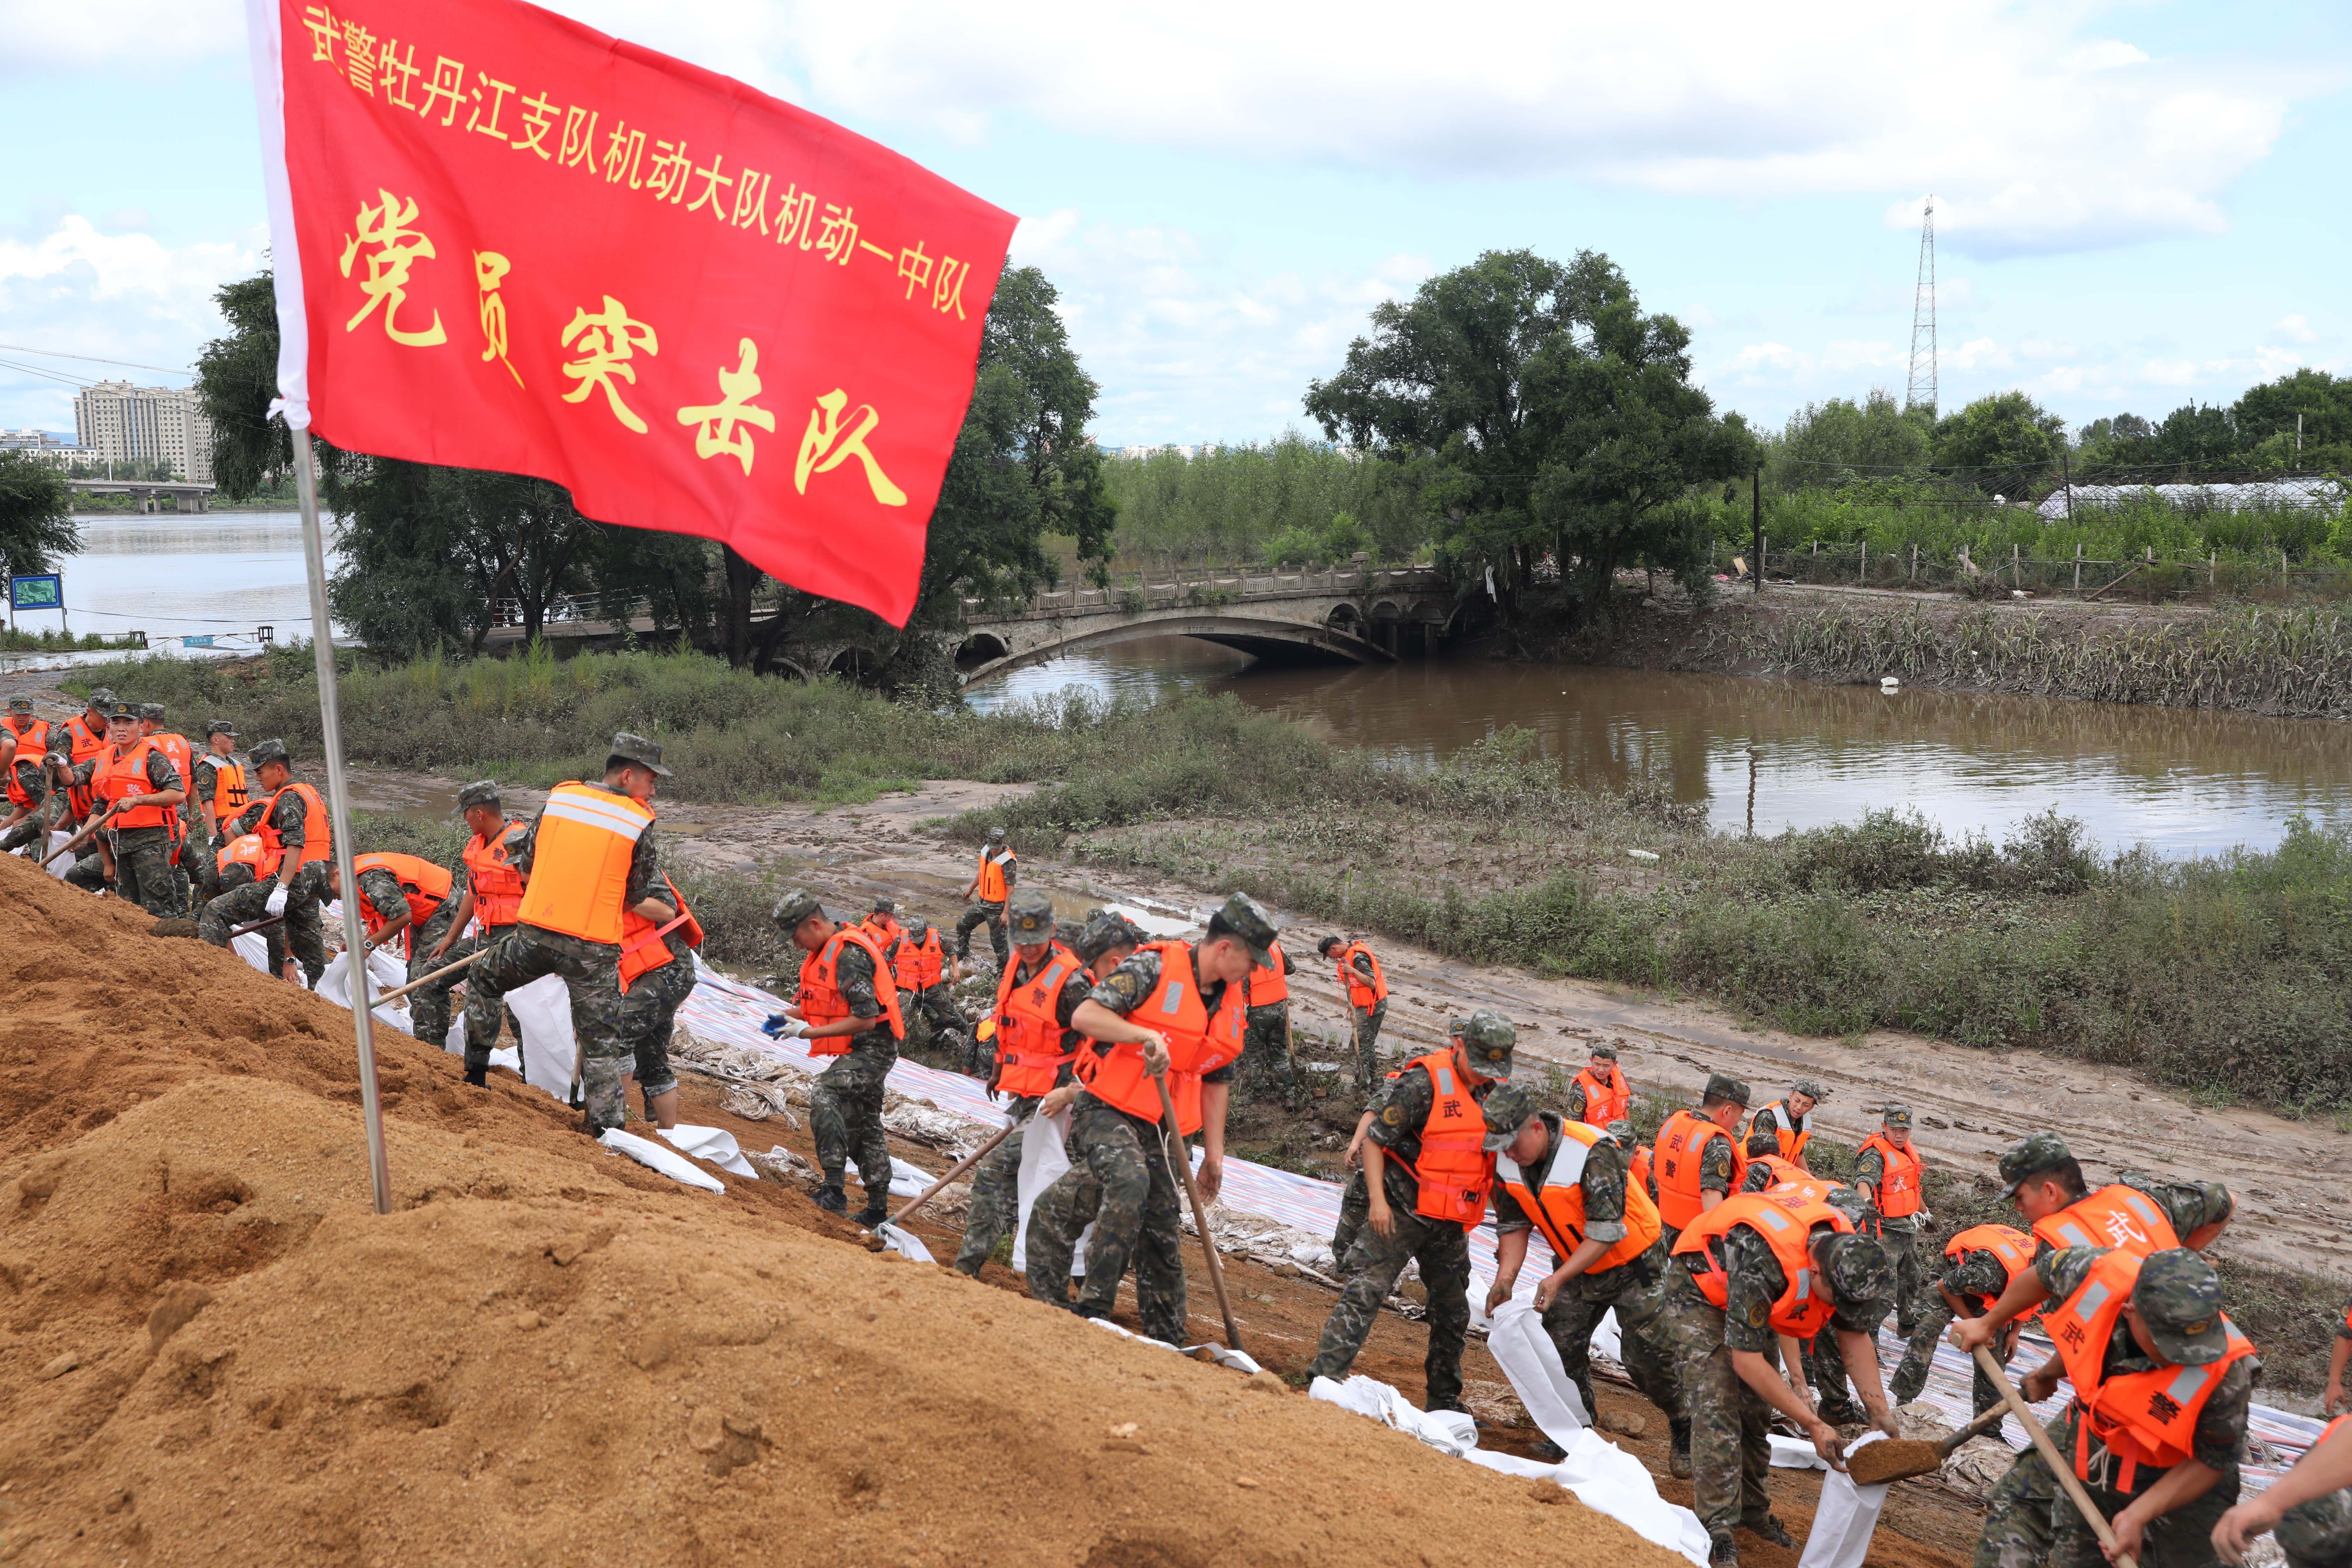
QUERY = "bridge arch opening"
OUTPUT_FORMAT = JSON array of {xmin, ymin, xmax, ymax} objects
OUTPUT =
[
  {"xmin": 827, "ymin": 646, "xmax": 879, "ymax": 681},
  {"xmin": 953, "ymin": 631, "xmax": 1011, "ymax": 672},
  {"xmin": 1326, "ymin": 602, "xmax": 1362, "ymax": 634}
]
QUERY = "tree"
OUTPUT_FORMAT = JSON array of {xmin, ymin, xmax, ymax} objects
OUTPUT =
[
  {"xmin": 1930, "ymin": 392, "xmax": 2065, "ymax": 489},
  {"xmin": 1304, "ymin": 248, "xmax": 1756, "ymax": 621},
  {"xmin": 1772, "ymin": 390, "xmax": 1931, "ymax": 487},
  {"xmin": 195, "ymin": 273, "xmax": 294, "ymax": 500},
  {"xmin": 2231, "ymin": 370, "xmax": 2352, "ymax": 467},
  {"xmin": 0, "ymin": 451, "xmax": 79, "ymax": 584}
]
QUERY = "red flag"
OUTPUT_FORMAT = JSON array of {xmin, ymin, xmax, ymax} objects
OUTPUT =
[{"xmin": 245, "ymin": 0, "xmax": 1014, "ymax": 625}]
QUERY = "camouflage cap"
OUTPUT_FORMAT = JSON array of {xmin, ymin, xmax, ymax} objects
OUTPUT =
[
  {"xmin": 1317, "ymin": 934, "xmax": 1345, "ymax": 955},
  {"xmin": 1791, "ymin": 1078, "xmax": 1829, "ymax": 1102},
  {"xmin": 1205, "ymin": 891, "xmax": 1278, "ymax": 968},
  {"xmin": 1480, "ymin": 1082, "xmax": 1543, "ymax": 1152},
  {"xmin": 1604, "ymin": 1119, "xmax": 1640, "ymax": 1152},
  {"xmin": 247, "ymin": 738, "xmax": 290, "ymax": 768},
  {"xmin": 205, "ymin": 717, "xmax": 237, "ymax": 738},
  {"xmin": 1816, "ymin": 1231, "xmax": 1892, "ymax": 1305},
  {"xmin": 85, "ymin": 687, "xmax": 115, "ymax": 709},
  {"xmin": 1703, "ymin": 1072, "xmax": 1751, "ymax": 1109},
  {"xmin": 606, "ymin": 732, "xmax": 672, "ymax": 778},
  {"xmin": 2118, "ymin": 1171, "xmax": 2235, "ymax": 1236},
  {"xmin": 771, "ymin": 890, "xmax": 831, "ymax": 930},
  {"xmin": 1074, "ymin": 908, "xmax": 1145, "ymax": 965},
  {"xmin": 138, "ymin": 702, "xmax": 166, "ymax": 722},
  {"xmin": 1006, "ymin": 889, "xmax": 1057, "ymax": 942},
  {"xmin": 7, "ymin": 696, "xmax": 33, "ymax": 713},
  {"xmin": 986, "ymin": 824, "xmax": 1007, "ymax": 844},
  {"xmin": 103, "ymin": 699, "xmax": 140, "ymax": 722},
  {"xmin": 2133, "ymin": 1249, "xmax": 2232, "ymax": 1365},
  {"xmin": 1589, "ymin": 1039, "xmax": 1619, "ymax": 1061},
  {"xmin": 870, "ymin": 896, "xmax": 896, "ymax": 915},
  {"xmin": 1746, "ymin": 1128, "xmax": 1780, "ymax": 1158},
  {"xmin": 1997, "ymin": 1132, "xmax": 2073, "ymax": 1198},
  {"xmin": 455, "ymin": 780, "xmax": 501, "ymax": 811},
  {"xmin": 1822, "ymin": 1184, "xmax": 1870, "ymax": 1227},
  {"xmin": 1881, "ymin": 1105, "xmax": 1913, "ymax": 1129},
  {"xmin": 906, "ymin": 915, "xmax": 931, "ymax": 940},
  {"xmin": 1453, "ymin": 1010, "xmax": 1516, "ymax": 1080}
]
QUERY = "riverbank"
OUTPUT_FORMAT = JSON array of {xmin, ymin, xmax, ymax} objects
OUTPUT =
[{"xmin": 1566, "ymin": 586, "xmax": 2352, "ymax": 720}]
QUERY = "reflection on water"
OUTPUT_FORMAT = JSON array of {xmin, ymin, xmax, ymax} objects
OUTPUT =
[
  {"xmin": 31, "ymin": 512, "xmax": 341, "ymax": 645},
  {"xmin": 966, "ymin": 637, "xmax": 2352, "ymax": 855}
]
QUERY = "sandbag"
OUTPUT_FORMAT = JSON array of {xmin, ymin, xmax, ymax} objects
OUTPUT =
[
  {"xmin": 447, "ymin": 973, "xmax": 575, "ymax": 1097},
  {"xmin": 875, "ymin": 1223, "xmax": 934, "ymax": 1262},
  {"xmin": 1486, "ymin": 1298, "xmax": 1592, "ymax": 1438},
  {"xmin": 1466, "ymin": 1443, "xmax": 1711, "ymax": 1567},
  {"xmin": 597, "ymin": 1128, "xmax": 723, "ymax": 1193},
  {"xmin": 1309, "ymin": 1374, "xmax": 1476, "ymax": 1458},
  {"xmin": 314, "ymin": 947, "xmax": 416, "ymax": 1035},
  {"xmin": 1796, "ymin": 1431, "xmax": 1894, "ymax": 1568},
  {"xmin": 1010, "ymin": 1106, "xmax": 1091, "ymax": 1276},
  {"xmin": 658, "ymin": 1124, "xmax": 756, "ymax": 1178},
  {"xmin": 43, "ymin": 830, "xmax": 73, "ymax": 880}
]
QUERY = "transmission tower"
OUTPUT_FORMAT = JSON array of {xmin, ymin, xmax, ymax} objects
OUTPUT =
[{"xmin": 1905, "ymin": 196, "xmax": 1938, "ymax": 415}]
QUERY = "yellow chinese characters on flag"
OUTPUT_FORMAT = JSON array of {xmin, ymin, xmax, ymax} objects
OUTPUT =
[{"xmin": 249, "ymin": 0, "xmax": 1015, "ymax": 624}]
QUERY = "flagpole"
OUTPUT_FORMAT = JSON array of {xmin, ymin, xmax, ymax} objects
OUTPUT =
[{"xmin": 292, "ymin": 427, "xmax": 391, "ymax": 1215}]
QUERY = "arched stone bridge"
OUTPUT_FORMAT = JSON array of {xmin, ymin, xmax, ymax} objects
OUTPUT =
[{"xmin": 945, "ymin": 565, "xmax": 1460, "ymax": 686}]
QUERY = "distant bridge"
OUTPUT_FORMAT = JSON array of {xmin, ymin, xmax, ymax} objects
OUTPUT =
[
  {"xmin": 69, "ymin": 478, "xmax": 217, "ymax": 513},
  {"xmin": 944, "ymin": 564, "xmax": 1462, "ymax": 686}
]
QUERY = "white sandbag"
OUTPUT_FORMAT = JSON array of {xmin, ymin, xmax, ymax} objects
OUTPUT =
[
  {"xmin": 876, "ymin": 1223, "xmax": 934, "ymax": 1262},
  {"xmin": 1486, "ymin": 1298, "xmax": 1592, "ymax": 1439},
  {"xmin": 1796, "ymin": 1431, "xmax": 1893, "ymax": 1568},
  {"xmin": 889, "ymin": 1155, "xmax": 934, "ymax": 1197},
  {"xmin": 1771, "ymin": 1433, "xmax": 1829, "ymax": 1470},
  {"xmin": 43, "ymin": 830, "xmax": 74, "ymax": 880},
  {"xmin": 1010, "ymin": 1106, "xmax": 1091, "ymax": 1276},
  {"xmin": 1081, "ymin": 1315, "xmax": 1266, "ymax": 1375},
  {"xmin": 597, "ymin": 1128, "xmax": 724, "ymax": 1193},
  {"xmin": 1309, "ymin": 1374, "xmax": 1475, "ymax": 1458},
  {"xmin": 314, "ymin": 947, "xmax": 416, "ymax": 1034},
  {"xmin": 1466, "ymin": 1441, "xmax": 1712, "ymax": 1568},
  {"xmin": 231, "ymin": 929, "xmax": 273, "ymax": 975},
  {"xmin": 449, "ymin": 973, "xmax": 576, "ymax": 1097},
  {"xmin": 659, "ymin": 1123, "xmax": 757, "ymax": 1178}
]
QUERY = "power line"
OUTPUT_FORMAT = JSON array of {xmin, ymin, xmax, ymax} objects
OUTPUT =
[{"xmin": 0, "ymin": 343, "xmax": 192, "ymax": 377}]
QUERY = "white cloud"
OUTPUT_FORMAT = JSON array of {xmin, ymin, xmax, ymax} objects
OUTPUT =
[
  {"xmin": 0, "ymin": 0, "xmax": 238, "ymax": 75},
  {"xmin": 0, "ymin": 215, "xmax": 264, "ymax": 428},
  {"xmin": 2276, "ymin": 314, "xmax": 2318, "ymax": 345}
]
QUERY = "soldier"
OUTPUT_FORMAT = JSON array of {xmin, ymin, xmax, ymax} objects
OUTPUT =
[
  {"xmin": 1974, "ymin": 1247, "xmax": 2256, "ymax": 1568},
  {"xmin": 211, "ymin": 831, "xmax": 288, "ymax": 978},
  {"xmin": 765, "ymin": 890, "xmax": 904, "ymax": 1225},
  {"xmin": 955, "ymin": 825, "xmax": 1018, "ymax": 967},
  {"xmin": 1609, "ymin": 1118, "xmax": 1655, "ymax": 1203},
  {"xmin": 1670, "ymin": 1185, "xmax": 1896, "ymax": 1565},
  {"xmin": 2214, "ymin": 1416, "xmax": 2352, "ymax": 1568},
  {"xmin": 888, "ymin": 913, "xmax": 967, "ymax": 1068},
  {"xmin": 67, "ymin": 699, "xmax": 186, "ymax": 913},
  {"xmin": 0, "ymin": 699, "xmax": 50, "ymax": 856},
  {"xmin": 1739, "ymin": 1127, "xmax": 1826, "ymax": 1199},
  {"xmin": 1485, "ymin": 1081, "xmax": 1697, "ymax": 1476},
  {"xmin": 464, "ymin": 735, "xmax": 675, "ymax": 1133},
  {"xmin": 135, "ymin": 702, "xmax": 196, "ymax": 913},
  {"xmin": 1304, "ymin": 1010, "xmax": 1517, "ymax": 1412},
  {"xmin": 614, "ymin": 871, "xmax": 702, "ymax": 1129},
  {"xmin": 1734, "ymin": 1128, "xmax": 1864, "ymax": 1425},
  {"xmin": 326, "ymin": 850, "xmax": 460, "ymax": 1038},
  {"xmin": 1654, "ymin": 1073, "xmax": 1751, "ymax": 1245},
  {"xmin": 1855, "ymin": 1105, "xmax": 1929, "ymax": 1337},
  {"xmin": 1746, "ymin": 1079, "xmax": 1825, "ymax": 1170},
  {"xmin": 198, "ymin": 740, "xmax": 332, "ymax": 985},
  {"xmin": 1317, "ymin": 933, "xmax": 1390, "ymax": 1090},
  {"xmin": 1023, "ymin": 894, "xmax": 1268, "ymax": 1346},
  {"xmin": 431, "ymin": 782, "xmax": 528, "ymax": 1084},
  {"xmin": 1890, "ymin": 1221, "xmax": 2036, "ymax": 1416},
  {"xmin": 954, "ymin": 890, "xmax": 1092, "ymax": 1275},
  {"xmin": 1567, "ymin": 1039, "xmax": 1632, "ymax": 1127},
  {"xmin": 1240, "ymin": 932, "xmax": 1298, "ymax": 1100},
  {"xmin": 186, "ymin": 720, "xmax": 247, "ymax": 903},
  {"xmin": 862, "ymin": 895, "xmax": 904, "ymax": 959}
]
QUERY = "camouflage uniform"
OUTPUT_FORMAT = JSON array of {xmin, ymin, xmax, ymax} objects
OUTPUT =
[
  {"xmin": 2280, "ymin": 1489, "xmax": 2352, "ymax": 1568},
  {"xmin": 63, "ymin": 740, "xmax": 183, "ymax": 914},
  {"xmin": 956, "ymin": 913, "xmax": 1091, "ymax": 1275},
  {"xmin": 1024, "ymin": 906, "xmax": 1269, "ymax": 1346},
  {"xmin": 1976, "ymin": 1246, "xmax": 2255, "ymax": 1568},
  {"xmin": 1891, "ymin": 1241, "xmax": 2016, "ymax": 1414},
  {"xmin": 1678, "ymin": 1201, "xmax": 1892, "ymax": 1554},
  {"xmin": 955, "ymin": 834, "xmax": 1016, "ymax": 966},
  {"xmin": 186, "ymin": 748, "xmax": 240, "ymax": 902},
  {"xmin": 462, "ymin": 779, "xmax": 658, "ymax": 1128},
  {"xmin": 1240, "ymin": 944, "xmax": 1297, "ymax": 1098},
  {"xmin": 198, "ymin": 767, "xmax": 332, "ymax": 983},
  {"xmin": 804, "ymin": 936, "xmax": 899, "ymax": 1211},
  {"xmin": 614, "ymin": 925, "xmax": 695, "ymax": 1118},
  {"xmin": 893, "ymin": 920, "xmax": 966, "ymax": 1064},
  {"xmin": 1491, "ymin": 1107, "xmax": 1692, "ymax": 1446},
  {"xmin": 1853, "ymin": 1115, "xmax": 1927, "ymax": 1337},
  {"xmin": 0, "ymin": 733, "xmax": 50, "ymax": 857}
]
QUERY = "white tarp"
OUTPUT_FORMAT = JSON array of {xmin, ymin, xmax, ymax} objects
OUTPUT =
[{"xmin": 1485, "ymin": 1299, "xmax": 1593, "ymax": 1435}]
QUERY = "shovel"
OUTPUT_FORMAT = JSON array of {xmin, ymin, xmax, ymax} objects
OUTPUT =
[
  {"xmin": 1972, "ymin": 1345, "xmax": 2140, "ymax": 1568},
  {"xmin": 1844, "ymin": 1399, "xmax": 2014, "ymax": 1484},
  {"xmin": 40, "ymin": 805, "xmax": 118, "ymax": 868},
  {"xmin": 1153, "ymin": 1066, "xmax": 1244, "ymax": 1352},
  {"xmin": 875, "ymin": 1120, "xmax": 1019, "ymax": 1238},
  {"xmin": 150, "ymin": 912, "xmax": 284, "ymax": 940}
]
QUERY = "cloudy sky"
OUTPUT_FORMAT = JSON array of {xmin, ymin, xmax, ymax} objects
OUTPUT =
[{"xmin": 4, "ymin": 0, "xmax": 2346, "ymax": 447}]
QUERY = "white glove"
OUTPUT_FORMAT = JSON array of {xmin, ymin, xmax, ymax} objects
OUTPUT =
[
  {"xmin": 784, "ymin": 1018, "xmax": 809, "ymax": 1039},
  {"xmin": 265, "ymin": 885, "xmax": 288, "ymax": 917}
]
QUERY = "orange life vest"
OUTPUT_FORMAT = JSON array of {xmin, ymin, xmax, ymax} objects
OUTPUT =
[
  {"xmin": 2, "ymin": 717, "xmax": 44, "ymax": 810},
  {"xmin": 618, "ymin": 874, "xmax": 703, "ymax": 994},
  {"xmin": 798, "ymin": 924, "xmax": 905, "ymax": 1054},
  {"xmin": 2045, "ymin": 1247, "xmax": 2257, "ymax": 1491},
  {"xmin": 515, "ymin": 782, "xmax": 651, "ymax": 945},
  {"xmin": 861, "ymin": 912, "xmax": 903, "ymax": 959},
  {"xmin": 1074, "ymin": 940, "xmax": 1246, "ymax": 1138},
  {"xmin": 1748, "ymin": 1100, "xmax": 1812, "ymax": 1165},
  {"xmin": 461, "ymin": 822, "xmax": 525, "ymax": 929},
  {"xmin": 2034, "ymin": 1185, "xmax": 2180, "ymax": 1259},
  {"xmin": 1630, "ymin": 1142, "xmax": 1654, "ymax": 1197},
  {"xmin": 1673, "ymin": 1192, "xmax": 1856, "ymax": 1339},
  {"xmin": 1945, "ymin": 1223, "xmax": 2042, "ymax": 1324},
  {"xmin": 993, "ymin": 941, "xmax": 1082, "ymax": 1098},
  {"xmin": 1655, "ymin": 1109, "xmax": 1747, "ymax": 1231},
  {"xmin": 150, "ymin": 732, "xmax": 193, "ymax": 836},
  {"xmin": 1248, "ymin": 938, "xmax": 1290, "ymax": 1006},
  {"xmin": 1496, "ymin": 1118, "xmax": 1662, "ymax": 1272},
  {"xmin": 92, "ymin": 737, "xmax": 174, "ymax": 831},
  {"xmin": 351, "ymin": 852, "xmax": 453, "ymax": 939},
  {"xmin": 218, "ymin": 832, "xmax": 270, "ymax": 877},
  {"xmin": 975, "ymin": 845, "xmax": 1015, "ymax": 902},
  {"xmin": 253, "ymin": 782, "xmax": 331, "ymax": 872},
  {"xmin": 1574, "ymin": 1064, "xmax": 1631, "ymax": 1127},
  {"xmin": 1860, "ymin": 1132, "xmax": 1924, "ymax": 1219},
  {"xmin": 1333, "ymin": 940, "xmax": 1387, "ymax": 1008},
  {"xmin": 61, "ymin": 714, "xmax": 104, "ymax": 821},
  {"xmin": 1379, "ymin": 1050, "xmax": 1498, "ymax": 1228},
  {"xmin": 204, "ymin": 755, "xmax": 248, "ymax": 821},
  {"xmin": 1749, "ymin": 1152, "xmax": 1836, "ymax": 1204},
  {"xmin": 893, "ymin": 927, "xmax": 945, "ymax": 991}
]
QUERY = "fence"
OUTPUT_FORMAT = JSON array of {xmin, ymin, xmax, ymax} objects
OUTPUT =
[{"xmin": 1732, "ymin": 538, "xmax": 2352, "ymax": 606}]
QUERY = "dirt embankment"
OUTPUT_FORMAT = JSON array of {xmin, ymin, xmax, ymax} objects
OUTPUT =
[{"xmin": 0, "ymin": 850, "xmax": 1720, "ymax": 1568}]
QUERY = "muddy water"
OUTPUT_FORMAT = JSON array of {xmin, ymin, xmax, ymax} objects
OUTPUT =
[{"xmin": 967, "ymin": 637, "xmax": 2352, "ymax": 855}]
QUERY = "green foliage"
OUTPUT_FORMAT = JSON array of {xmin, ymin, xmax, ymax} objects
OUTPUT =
[
  {"xmin": 1304, "ymin": 248, "xmax": 1758, "ymax": 621},
  {"xmin": 0, "ymin": 449, "xmax": 79, "ymax": 582},
  {"xmin": 1929, "ymin": 391, "xmax": 2066, "ymax": 485},
  {"xmin": 1771, "ymin": 390, "xmax": 1931, "ymax": 488},
  {"xmin": 1100, "ymin": 433, "xmax": 1419, "ymax": 564},
  {"xmin": 194, "ymin": 273, "xmax": 293, "ymax": 500}
]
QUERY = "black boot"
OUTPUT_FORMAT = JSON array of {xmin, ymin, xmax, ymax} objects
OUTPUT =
[
  {"xmin": 854, "ymin": 1200, "xmax": 889, "ymax": 1229},
  {"xmin": 813, "ymin": 1184, "xmax": 847, "ymax": 1214},
  {"xmin": 1670, "ymin": 1417, "xmax": 1693, "ymax": 1479},
  {"xmin": 463, "ymin": 1065, "xmax": 487, "ymax": 1087},
  {"xmin": 1709, "ymin": 1532, "xmax": 1737, "ymax": 1567},
  {"xmin": 1748, "ymin": 1517, "xmax": 1795, "ymax": 1550}
]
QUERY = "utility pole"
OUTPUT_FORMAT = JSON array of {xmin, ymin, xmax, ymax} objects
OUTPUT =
[
  {"xmin": 1905, "ymin": 196, "xmax": 1938, "ymax": 416},
  {"xmin": 1752, "ymin": 464, "xmax": 1763, "ymax": 595}
]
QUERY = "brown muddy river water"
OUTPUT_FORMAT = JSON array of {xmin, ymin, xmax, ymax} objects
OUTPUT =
[{"xmin": 965, "ymin": 636, "xmax": 2352, "ymax": 855}]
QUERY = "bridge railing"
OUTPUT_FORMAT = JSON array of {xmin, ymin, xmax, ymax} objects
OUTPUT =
[{"xmin": 965, "ymin": 562, "xmax": 1447, "ymax": 621}]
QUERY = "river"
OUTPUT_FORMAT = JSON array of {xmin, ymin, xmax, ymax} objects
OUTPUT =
[
  {"xmin": 2, "ymin": 511, "xmax": 336, "ymax": 663},
  {"xmin": 967, "ymin": 637, "xmax": 2352, "ymax": 856}
]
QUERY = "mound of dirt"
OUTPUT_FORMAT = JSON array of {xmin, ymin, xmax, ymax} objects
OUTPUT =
[{"xmin": 0, "ymin": 853, "xmax": 1693, "ymax": 1567}]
